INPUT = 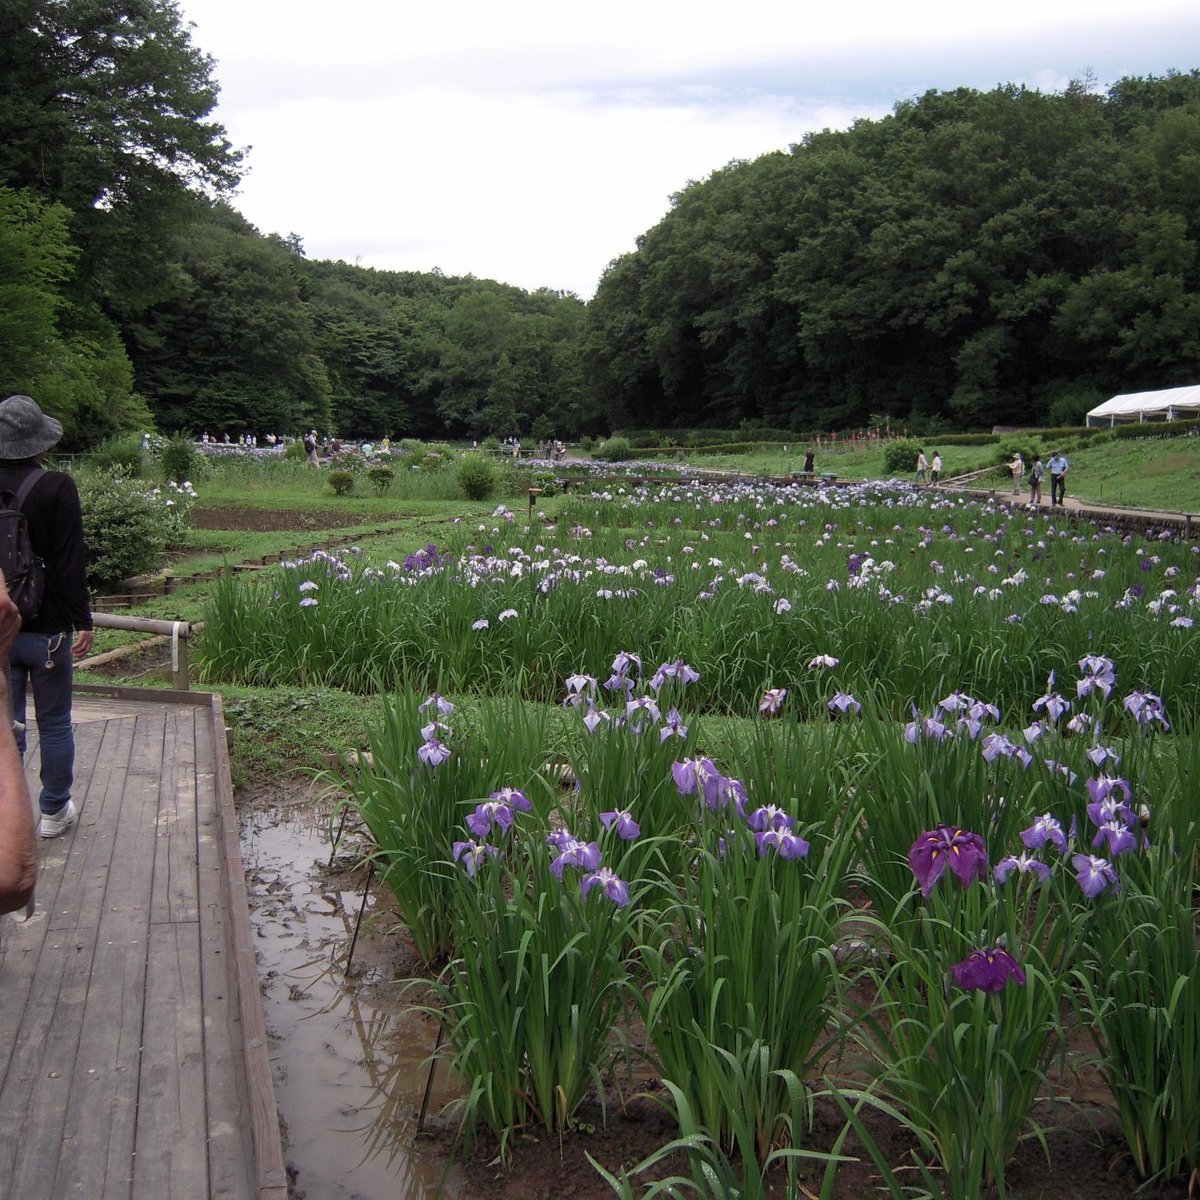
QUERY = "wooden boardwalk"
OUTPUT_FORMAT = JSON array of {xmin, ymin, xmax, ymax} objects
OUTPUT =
[{"xmin": 0, "ymin": 686, "xmax": 285, "ymax": 1200}]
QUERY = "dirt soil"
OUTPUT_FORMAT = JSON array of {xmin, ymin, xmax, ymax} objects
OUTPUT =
[
  {"xmin": 238, "ymin": 774, "xmax": 1193, "ymax": 1200},
  {"xmin": 192, "ymin": 506, "xmax": 371, "ymax": 532}
]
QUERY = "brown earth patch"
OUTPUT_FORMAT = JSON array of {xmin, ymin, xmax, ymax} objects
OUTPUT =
[{"xmin": 191, "ymin": 506, "xmax": 369, "ymax": 532}]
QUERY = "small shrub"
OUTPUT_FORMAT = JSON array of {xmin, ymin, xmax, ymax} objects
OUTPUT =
[
  {"xmin": 579, "ymin": 435, "xmax": 594, "ymax": 452},
  {"xmin": 883, "ymin": 438, "xmax": 922, "ymax": 474},
  {"xmin": 76, "ymin": 466, "xmax": 173, "ymax": 590},
  {"xmin": 366, "ymin": 465, "xmax": 395, "ymax": 496},
  {"xmin": 160, "ymin": 435, "xmax": 197, "ymax": 484},
  {"xmin": 327, "ymin": 470, "xmax": 355, "ymax": 496},
  {"xmin": 89, "ymin": 434, "xmax": 145, "ymax": 477},
  {"xmin": 282, "ymin": 440, "xmax": 307, "ymax": 461},
  {"xmin": 597, "ymin": 436, "xmax": 632, "ymax": 462},
  {"xmin": 457, "ymin": 454, "xmax": 496, "ymax": 500}
]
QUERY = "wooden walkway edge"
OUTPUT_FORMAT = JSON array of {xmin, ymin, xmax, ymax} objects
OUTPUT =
[{"xmin": 0, "ymin": 685, "xmax": 285, "ymax": 1200}]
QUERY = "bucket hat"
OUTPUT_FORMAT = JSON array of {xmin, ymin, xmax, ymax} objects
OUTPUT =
[{"xmin": 0, "ymin": 394, "xmax": 63, "ymax": 459}]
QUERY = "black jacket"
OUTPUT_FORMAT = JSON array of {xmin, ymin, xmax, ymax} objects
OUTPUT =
[{"xmin": 0, "ymin": 459, "xmax": 92, "ymax": 634}]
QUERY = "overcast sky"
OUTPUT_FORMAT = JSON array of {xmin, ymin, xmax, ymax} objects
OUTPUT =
[{"xmin": 176, "ymin": 0, "xmax": 1200, "ymax": 298}]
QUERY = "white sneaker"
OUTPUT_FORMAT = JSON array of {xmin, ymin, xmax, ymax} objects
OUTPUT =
[{"xmin": 39, "ymin": 800, "xmax": 77, "ymax": 839}]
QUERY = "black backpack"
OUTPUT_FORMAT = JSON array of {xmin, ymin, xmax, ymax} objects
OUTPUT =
[{"xmin": 0, "ymin": 470, "xmax": 46, "ymax": 621}]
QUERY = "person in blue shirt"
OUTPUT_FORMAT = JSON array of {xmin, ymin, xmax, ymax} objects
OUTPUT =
[{"xmin": 1048, "ymin": 451, "xmax": 1069, "ymax": 506}]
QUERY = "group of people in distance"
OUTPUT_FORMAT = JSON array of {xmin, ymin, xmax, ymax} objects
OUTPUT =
[
  {"xmin": 1012, "ymin": 449, "xmax": 1069, "ymax": 506},
  {"xmin": 914, "ymin": 449, "xmax": 943, "ymax": 485}
]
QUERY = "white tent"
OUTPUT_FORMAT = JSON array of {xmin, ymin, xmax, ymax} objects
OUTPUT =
[{"xmin": 1086, "ymin": 384, "xmax": 1200, "ymax": 427}]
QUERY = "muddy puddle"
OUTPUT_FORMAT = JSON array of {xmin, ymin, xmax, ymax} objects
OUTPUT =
[{"xmin": 239, "ymin": 790, "xmax": 464, "ymax": 1200}]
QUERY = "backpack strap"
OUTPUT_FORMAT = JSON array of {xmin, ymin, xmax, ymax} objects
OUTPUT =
[{"xmin": 12, "ymin": 468, "xmax": 44, "ymax": 510}]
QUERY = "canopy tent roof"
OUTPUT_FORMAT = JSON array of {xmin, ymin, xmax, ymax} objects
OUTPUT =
[{"xmin": 1086, "ymin": 384, "xmax": 1200, "ymax": 426}]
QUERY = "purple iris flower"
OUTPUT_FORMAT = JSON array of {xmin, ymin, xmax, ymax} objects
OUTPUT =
[
  {"xmin": 994, "ymin": 853, "xmax": 1052, "ymax": 885},
  {"xmin": 1033, "ymin": 691, "xmax": 1072, "ymax": 722},
  {"xmin": 548, "ymin": 836, "xmax": 602, "ymax": 878},
  {"xmin": 828, "ymin": 692, "xmax": 861, "ymax": 715},
  {"xmin": 905, "ymin": 708, "xmax": 951, "ymax": 743},
  {"xmin": 581, "ymin": 703, "xmax": 610, "ymax": 734},
  {"xmin": 1092, "ymin": 821, "xmax": 1137, "ymax": 856},
  {"xmin": 1020, "ymin": 813, "xmax": 1067, "ymax": 853},
  {"xmin": 747, "ymin": 804, "xmax": 796, "ymax": 833},
  {"xmin": 580, "ymin": 867, "xmax": 631, "ymax": 907},
  {"xmin": 1076, "ymin": 656, "xmax": 1116, "ymax": 699},
  {"xmin": 908, "ymin": 825, "xmax": 988, "ymax": 896},
  {"xmin": 1123, "ymin": 691, "xmax": 1170, "ymax": 730},
  {"xmin": 754, "ymin": 828, "xmax": 810, "ymax": 859},
  {"xmin": 466, "ymin": 800, "xmax": 517, "ymax": 838},
  {"xmin": 649, "ymin": 659, "xmax": 700, "ymax": 690},
  {"xmin": 563, "ymin": 673, "xmax": 598, "ymax": 706},
  {"xmin": 759, "ymin": 687, "xmax": 787, "ymax": 715},
  {"xmin": 950, "ymin": 947, "xmax": 1027, "ymax": 993},
  {"xmin": 625, "ymin": 695, "xmax": 661, "ymax": 733},
  {"xmin": 421, "ymin": 719, "xmax": 452, "ymax": 742},
  {"xmin": 600, "ymin": 809, "xmax": 641, "ymax": 840},
  {"xmin": 418, "ymin": 693, "xmax": 454, "ymax": 717},
  {"xmin": 1085, "ymin": 776, "xmax": 1134, "ymax": 826},
  {"xmin": 981, "ymin": 733, "xmax": 1033, "ymax": 768},
  {"xmin": 417, "ymin": 737, "xmax": 451, "ymax": 767},
  {"xmin": 452, "ymin": 839, "xmax": 498, "ymax": 877},
  {"xmin": 672, "ymin": 756, "xmax": 717, "ymax": 796},
  {"xmin": 658, "ymin": 707, "xmax": 688, "ymax": 742},
  {"xmin": 490, "ymin": 787, "xmax": 531, "ymax": 811},
  {"xmin": 1072, "ymin": 853, "xmax": 1120, "ymax": 898}
]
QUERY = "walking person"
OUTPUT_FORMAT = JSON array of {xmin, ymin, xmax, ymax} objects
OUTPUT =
[
  {"xmin": 915, "ymin": 448, "xmax": 928, "ymax": 485},
  {"xmin": 930, "ymin": 452, "xmax": 942, "ymax": 484},
  {"xmin": 1029, "ymin": 455, "xmax": 1044, "ymax": 505},
  {"xmin": 1048, "ymin": 450, "xmax": 1069, "ymax": 506},
  {"xmin": 303, "ymin": 429, "xmax": 319, "ymax": 466},
  {"xmin": 0, "ymin": 573, "xmax": 36, "ymax": 912},
  {"xmin": 0, "ymin": 395, "xmax": 93, "ymax": 839},
  {"xmin": 1009, "ymin": 451, "xmax": 1024, "ymax": 495}
]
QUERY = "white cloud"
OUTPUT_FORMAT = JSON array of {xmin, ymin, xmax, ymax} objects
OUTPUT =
[{"xmin": 179, "ymin": 0, "xmax": 1200, "ymax": 297}]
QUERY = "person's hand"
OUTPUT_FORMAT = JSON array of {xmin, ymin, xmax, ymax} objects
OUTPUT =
[
  {"xmin": 0, "ymin": 570, "xmax": 21, "ymax": 659},
  {"xmin": 72, "ymin": 629, "xmax": 94, "ymax": 659}
]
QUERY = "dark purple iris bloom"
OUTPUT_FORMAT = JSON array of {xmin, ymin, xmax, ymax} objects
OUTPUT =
[
  {"xmin": 908, "ymin": 825, "xmax": 988, "ymax": 896},
  {"xmin": 950, "ymin": 947, "xmax": 1027, "ymax": 993},
  {"xmin": 754, "ymin": 829, "xmax": 810, "ymax": 859},
  {"xmin": 600, "ymin": 809, "xmax": 641, "ymax": 840},
  {"xmin": 1020, "ymin": 813, "xmax": 1067, "ymax": 854}
]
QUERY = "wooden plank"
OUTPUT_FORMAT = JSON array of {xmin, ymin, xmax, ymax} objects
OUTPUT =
[
  {"xmin": 0, "ymin": 930, "xmax": 96, "ymax": 1199},
  {"xmin": 208, "ymin": 692, "xmax": 289, "ymax": 1200},
  {"xmin": 195, "ymin": 712, "xmax": 256, "ymax": 1200},
  {"xmin": 151, "ymin": 707, "xmax": 199, "ymax": 924},
  {"xmin": 47, "ymin": 715, "xmax": 136, "ymax": 934},
  {"xmin": 132, "ymin": 922, "xmax": 208, "ymax": 1200},
  {"xmin": 51, "ymin": 930, "xmax": 147, "ymax": 1199}
]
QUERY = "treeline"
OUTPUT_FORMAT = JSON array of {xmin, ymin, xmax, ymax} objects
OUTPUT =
[
  {"xmin": 0, "ymin": 1, "xmax": 587, "ymax": 447},
  {"xmin": 3, "ymin": 5, "xmax": 1199, "ymax": 447},
  {"xmin": 588, "ymin": 73, "xmax": 1200, "ymax": 434}
]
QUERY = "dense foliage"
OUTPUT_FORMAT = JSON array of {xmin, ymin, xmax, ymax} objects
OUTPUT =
[
  {"xmin": 587, "ymin": 73, "xmax": 1200, "ymax": 436},
  {"xmin": 3, "ymin": 11, "xmax": 1198, "ymax": 445}
]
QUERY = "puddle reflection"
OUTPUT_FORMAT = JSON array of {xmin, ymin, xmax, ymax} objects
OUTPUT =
[{"xmin": 240, "ymin": 799, "xmax": 462, "ymax": 1199}]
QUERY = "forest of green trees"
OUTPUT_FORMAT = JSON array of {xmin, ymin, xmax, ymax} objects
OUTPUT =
[{"xmin": 2, "ymin": 3, "xmax": 1198, "ymax": 448}]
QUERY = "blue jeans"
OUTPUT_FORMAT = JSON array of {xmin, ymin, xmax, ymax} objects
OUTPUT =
[{"xmin": 8, "ymin": 631, "xmax": 75, "ymax": 814}]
